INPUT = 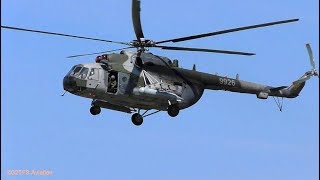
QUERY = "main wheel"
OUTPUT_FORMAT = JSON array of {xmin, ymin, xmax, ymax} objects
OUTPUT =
[
  {"xmin": 131, "ymin": 113, "xmax": 143, "ymax": 126},
  {"xmin": 167, "ymin": 105, "xmax": 180, "ymax": 117},
  {"xmin": 90, "ymin": 106, "xmax": 101, "ymax": 115}
]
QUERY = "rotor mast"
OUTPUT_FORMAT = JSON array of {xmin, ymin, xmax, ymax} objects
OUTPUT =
[{"xmin": 131, "ymin": 0, "xmax": 154, "ymax": 52}]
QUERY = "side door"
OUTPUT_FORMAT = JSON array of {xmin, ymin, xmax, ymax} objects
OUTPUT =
[
  {"xmin": 117, "ymin": 72, "xmax": 131, "ymax": 95},
  {"xmin": 106, "ymin": 71, "xmax": 118, "ymax": 94}
]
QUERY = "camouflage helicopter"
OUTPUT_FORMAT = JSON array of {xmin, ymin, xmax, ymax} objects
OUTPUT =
[{"xmin": 1, "ymin": 0, "xmax": 318, "ymax": 126}]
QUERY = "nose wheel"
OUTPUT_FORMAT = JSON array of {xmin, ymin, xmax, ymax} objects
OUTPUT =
[
  {"xmin": 90, "ymin": 105, "xmax": 101, "ymax": 115},
  {"xmin": 167, "ymin": 104, "xmax": 180, "ymax": 117}
]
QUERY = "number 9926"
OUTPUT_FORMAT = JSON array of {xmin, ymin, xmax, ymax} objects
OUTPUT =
[{"xmin": 219, "ymin": 78, "xmax": 236, "ymax": 86}]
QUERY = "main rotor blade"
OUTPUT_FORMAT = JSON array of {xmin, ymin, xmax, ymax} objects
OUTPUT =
[
  {"xmin": 156, "ymin": 19, "xmax": 299, "ymax": 44},
  {"xmin": 132, "ymin": 0, "xmax": 145, "ymax": 41},
  {"xmin": 154, "ymin": 45, "xmax": 255, "ymax": 56},
  {"xmin": 1, "ymin": 25, "xmax": 129, "ymax": 45},
  {"xmin": 67, "ymin": 47, "xmax": 134, "ymax": 58}
]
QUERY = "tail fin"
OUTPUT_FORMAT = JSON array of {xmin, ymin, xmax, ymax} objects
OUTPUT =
[
  {"xmin": 270, "ymin": 82, "xmax": 305, "ymax": 98},
  {"xmin": 285, "ymin": 81, "xmax": 306, "ymax": 98},
  {"xmin": 282, "ymin": 43, "xmax": 318, "ymax": 98}
]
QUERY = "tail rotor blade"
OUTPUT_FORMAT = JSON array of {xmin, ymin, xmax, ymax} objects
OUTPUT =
[{"xmin": 306, "ymin": 43, "xmax": 316, "ymax": 69}]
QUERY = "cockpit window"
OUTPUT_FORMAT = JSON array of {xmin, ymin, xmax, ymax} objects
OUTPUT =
[
  {"xmin": 67, "ymin": 65, "xmax": 77, "ymax": 75},
  {"xmin": 88, "ymin": 68, "xmax": 99, "ymax": 80},
  {"xmin": 89, "ymin": 69, "xmax": 95, "ymax": 76},
  {"xmin": 79, "ymin": 67, "xmax": 89, "ymax": 79},
  {"xmin": 71, "ymin": 66, "xmax": 82, "ymax": 76}
]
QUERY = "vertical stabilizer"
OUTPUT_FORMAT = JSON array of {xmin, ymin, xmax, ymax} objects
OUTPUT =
[{"xmin": 285, "ymin": 81, "xmax": 306, "ymax": 98}]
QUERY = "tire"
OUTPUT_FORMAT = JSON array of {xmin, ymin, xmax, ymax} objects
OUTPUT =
[
  {"xmin": 131, "ymin": 113, "xmax": 143, "ymax": 126},
  {"xmin": 90, "ymin": 106, "xmax": 101, "ymax": 115},
  {"xmin": 167, "ymin": 105, "xmax": 180, "ymax": 117}
]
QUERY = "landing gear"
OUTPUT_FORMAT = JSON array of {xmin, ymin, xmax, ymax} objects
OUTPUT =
[
  {"xmin": 167, "ymin": 104, "xmax": 180, "ymax": 117},
  {"xmin": 90, "ymin": 106, "xmax": 101, "ymax": 115},
  {"xmin": 130, "ymin": 109, "xmax": 162, "ymax": 126},
  {"xmin": 131, "ymin": 113, "xmax": 143, "ymax": 126}
]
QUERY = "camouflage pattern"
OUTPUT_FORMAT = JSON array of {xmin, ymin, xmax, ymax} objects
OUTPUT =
[
  {"xmin": 63, "ymin": 50, "xmax": 310, "ymax": 113},
  {"xmin": 1, "ymin": 0, "xmax": 317, "ymax": 123}
]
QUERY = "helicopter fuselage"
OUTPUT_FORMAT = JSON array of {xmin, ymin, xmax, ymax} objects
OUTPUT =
[
  {"xmin": 63, "ymin": 50, "xmax": 204, "ymax": 112},
  {"xmin": 63, "ymin": 50, "xmax": 307, "ymax": 114}
]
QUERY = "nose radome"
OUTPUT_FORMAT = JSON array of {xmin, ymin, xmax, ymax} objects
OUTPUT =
[{"xmin": 63, "ymin": 76, "xmax": 77, "ymax": 92}]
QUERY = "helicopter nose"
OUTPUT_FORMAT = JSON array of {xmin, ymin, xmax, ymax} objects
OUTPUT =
[{"xmin": 63, "ymin": 76, "xmax": 78, "ymax": 92}]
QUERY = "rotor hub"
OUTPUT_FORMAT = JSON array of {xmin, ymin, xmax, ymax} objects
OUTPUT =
[{"xmin": 130, "ymin": 39, "xmax": 155, "ymax": 49}]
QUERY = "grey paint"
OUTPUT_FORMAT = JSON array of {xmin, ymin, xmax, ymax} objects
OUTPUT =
[{"xmin": 63, "ymin": 50, "xmax": 312, "ymax": 114}]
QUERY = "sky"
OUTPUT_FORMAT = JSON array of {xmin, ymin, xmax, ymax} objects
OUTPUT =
[{"xmin": 1, "ymin": 0, "xmax": 319, "ymax": 179}]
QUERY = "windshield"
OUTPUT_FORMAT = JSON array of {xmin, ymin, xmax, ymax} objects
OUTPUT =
[
  {"xmin": 70, "ymin": 66, "xmax": 83, "ymax": 76},
  {"xmin": 67, "ymin": 65, "xmax": 77, "ymax": 75},
  {"xmin": 68, "ymin": 65, "xmax": 90, "ymax": 79},
  {"xmin": 79, "ymin": 68, "xmax": 89, "ymax": 79}
]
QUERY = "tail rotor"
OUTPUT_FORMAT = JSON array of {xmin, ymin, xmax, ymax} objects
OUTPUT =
[
  {"xmin": 306, "ymin": 43, "xmax": 319, "ymax": 77},
  {"xmin": 293, "ymin": 43, "xmax": 319, "ymax": 84}
]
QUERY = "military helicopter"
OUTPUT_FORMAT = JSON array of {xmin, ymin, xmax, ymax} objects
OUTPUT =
[{"xmin": 1, "ymin": 0, "xmax": 318, "ymax": 126}]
